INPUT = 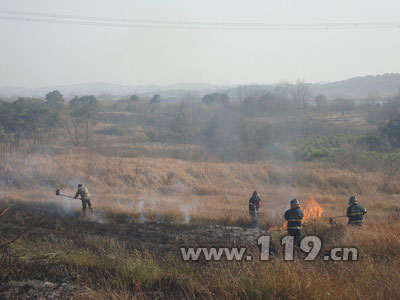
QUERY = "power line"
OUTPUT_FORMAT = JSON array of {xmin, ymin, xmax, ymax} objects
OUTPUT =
[
  {"xmin": 0, "ymin": 15, "xmax": 191, "ymax": 30},
  {"xmin": 0, "ymin": 9, "xmax": 207, "ymax": 26},
  {"xmin": 0, "ymin": 10, "xmax": 399, "ymax": 30},
  {"xmin": 1, "ymin": 9, "xmax": 400, "ymax": 28}
]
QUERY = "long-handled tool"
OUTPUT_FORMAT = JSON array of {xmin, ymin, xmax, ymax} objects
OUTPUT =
[
  {"xmin": 55, "ymin": 189, "xmax": 81, "ymax": 200},
  {"xmin": 329, "ymin": 215, "xmax": 347, "ymax": 225},
  {"xmin": 0, "ymin": 205, "xmax": 12, "ymax": 218}
]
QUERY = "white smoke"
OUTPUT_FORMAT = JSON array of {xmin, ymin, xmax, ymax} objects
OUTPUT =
[
  {"xmin": 136, "ymin": 198, "xmax": 147, "ymax": 222},
  {"xmin": 179, "ymin": 203, "xmax": 192, "ymax": 224},
  {"xmin": 60, "ymin": 196, "xmax": 80, "ymax": 214},
  {"xmin": 92, "ymin": 213, "xmax": 108, "ymax": 224},
  {"xmin": 67, "ymin": 177, "xmax": 85, "ymax": 190}
]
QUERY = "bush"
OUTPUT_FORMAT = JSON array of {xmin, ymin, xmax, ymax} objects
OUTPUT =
[
  {"xmin": 97, "ymin": 126, "xmax": 126, "ymax": 136},
  {"xmin": 202, "ymin": 93, "xmax": 229, "ymax": 106},
  {"xmin": 379, "ymin": 114, "xmax": 400, "ymax": 149},
  {"xmin": 357, "ymin": 134, "xmax": 385, "ymax": 151},
  {"xmin": 294, "ymin": 134, "xmax": 359, "ymax": 161},
  {"xmin": 294, "ymin": 146, "xmax": 332, "ymax": 161}
]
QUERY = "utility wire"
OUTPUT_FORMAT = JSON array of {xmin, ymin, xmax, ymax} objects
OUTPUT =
[
  {"xmin": 0, "ymin": 10, "xmax": 399, "ymax": 30},
  {"xmin": 0, "ymin": 15, "xmax": 191, "ymax": 30},
  {"xmin": 2, "ymin": 9, "xmax": 219, "ymax": 26},
  {"xmin": 1, "ymin": 9, "xmax": 400, "ymax": 27}
]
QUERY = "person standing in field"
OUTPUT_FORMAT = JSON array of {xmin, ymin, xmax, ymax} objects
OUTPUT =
[
  {"xmin": 284, "ymin": 199, "xmax": 303, "ymax": 247},
  {"xmin": 347, "ymin": 196, "xmax": 367, "ymax": 226},
  {"xmin": 74, "ymin": 184, "xmax": 93, "ymax": 216},
  {"xmin": 249, "ymin": 191, "xmax": 262, "ymax": 226}
]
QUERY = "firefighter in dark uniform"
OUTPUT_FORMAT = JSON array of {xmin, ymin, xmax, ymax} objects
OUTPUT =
[
  {"xmin": 74, "ymin": 184, "xmax": 93, "ymax": 216},
  {"xmin": 347, "ymin": 196, "xmax": 367, "ymax": 226},
  {"xmin": 248, "ymin": 191, "xmax": 262, "ymax": 226},
  {"xmin": 284, "ymin": 199, "xmax": 303, "ymax": 247}
]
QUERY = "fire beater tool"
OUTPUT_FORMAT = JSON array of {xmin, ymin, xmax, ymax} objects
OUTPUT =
[
  {"xmin": 329, "ymin": 215, "xmax": 347, "ymax": 225},
  {"xmin": 55, "ymin": 189, "xmax": 81, "ymax": 200}
]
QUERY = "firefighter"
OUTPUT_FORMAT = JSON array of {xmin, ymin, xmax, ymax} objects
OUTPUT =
[
  {"xmin": 74, "ymin": 184, "xmax": 93, "ymax": 216},
  {"xmin": 248, "ymin": 191, "xmax": 262, "ymax": 226},
  {"xmin": 284, "ymin": 199, "xmax": 303, "ymax": 247},
  {"xmin": 347, "ymin": 196, "xmax": 367, "ymax": 226}
]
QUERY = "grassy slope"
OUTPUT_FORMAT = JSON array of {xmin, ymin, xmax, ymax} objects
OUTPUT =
[{"xmin": 1, "ymin": 151, "xmax": 400, "ymax": 299}]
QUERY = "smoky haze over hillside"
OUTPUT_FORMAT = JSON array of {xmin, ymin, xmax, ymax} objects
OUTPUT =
[
  {"xmin": 2, "ymin": 2, "xmax": 400, "ymax": 298},
  {"xmin": 1, "ymin": 73, "xmax": 400, "ymax": 99}
]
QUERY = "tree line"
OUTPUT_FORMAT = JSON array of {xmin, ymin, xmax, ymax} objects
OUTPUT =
[{"xmin": 0, "ymin": 91, "xmax": 99, "ymax": 150}]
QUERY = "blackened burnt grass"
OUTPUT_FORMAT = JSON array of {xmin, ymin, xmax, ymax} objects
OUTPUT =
[{"xmin": 1, "ymin": 200, "xmax": 399, "ymax": 299}]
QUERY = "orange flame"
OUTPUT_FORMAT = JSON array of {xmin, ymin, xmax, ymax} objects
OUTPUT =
[
  {"xmin": 303, "ymin": 197, "xmax": 324, "ymax": 221},
  {"xmin": 269, "ymin": 197, "xmax": 323, "ymax": 231},
  {"xmin": 270, "ymin": 223, "xmax": 286, "ymax": 231}
]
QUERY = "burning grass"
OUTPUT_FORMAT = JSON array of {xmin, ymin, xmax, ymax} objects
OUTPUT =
[{"xmin": 1, "ymin": 149, "xmax": 400, "ymax": 298}]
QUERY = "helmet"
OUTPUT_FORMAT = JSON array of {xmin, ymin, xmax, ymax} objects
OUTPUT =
[
  {"xmin": 290, "ymin": 199, "xmax": 300, "ymax": 207},
  {"xmin": 349, "ymin": 196, "xmax": 357, "ymax": 205},
  {"xmin": 252, "ymin": 191, "xmax": 258, "ymax": 196},
  {"xmin": 78, "ymin": 184, "xmax": 83, "ymax": 188}
]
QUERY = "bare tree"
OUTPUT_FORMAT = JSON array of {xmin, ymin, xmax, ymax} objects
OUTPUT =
[
  {"xmin": 274, "ymin": 80, "xmax": 292, "ymax": 99},
  {"xmin": 291, "ymin": 80, "xmax": 312, "ymax": 109},
  {"xmin": 237, "ymin": 86, "xmax": 248, "ymax": 101},
  {"xmin": 65, "ymin": 96, "xmax": 99, "ymax": 146},
  {"xmin": 172, "ymin": 103, "xmax": 197, "ymax": 144}
]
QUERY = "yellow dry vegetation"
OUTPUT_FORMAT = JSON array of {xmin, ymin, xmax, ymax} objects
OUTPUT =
[{"xmin": 2, "ymin": 150, "xmax": 400, "ymax": 299}]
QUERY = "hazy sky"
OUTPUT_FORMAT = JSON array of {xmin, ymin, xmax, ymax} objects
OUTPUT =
[{"xmin": 0, "ymin": 0, "xmax": 399, "ymax": 87}]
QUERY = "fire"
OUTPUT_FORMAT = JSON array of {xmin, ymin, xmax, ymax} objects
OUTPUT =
[
  {"xmin": 269, "ymin": 223, "xmax": 286, "ymax": 231},
  {"xmin": 303, "ymin": 197, "xmax": 324, "ymax": 221},
  {"xmin": 269, "ymin": 197, "xmax": 323, "ymax": 231}
]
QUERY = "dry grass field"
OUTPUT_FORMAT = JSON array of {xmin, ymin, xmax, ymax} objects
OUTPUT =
[
  {"xmin": 1, "ymin": 149, "xmax": 400, "ymax": 299},
  {"xmin": 1, "ymin": 5, "xmax": 399, "ymax": 297}
]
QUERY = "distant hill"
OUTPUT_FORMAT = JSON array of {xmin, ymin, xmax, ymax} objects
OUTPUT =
[
  {"xmin": 225, "ymin": 74, "xmax": 400, "ymax": 100},
  {"xmin": 0, "ymin": 82, "xmax": 218, "ymax": 98},
  {"xmin": 312, "ymin": 73, "xmax": 400, "ymax": 99},
  {"xmin": 1, "ymin": 74, "xmax": 399, "ymax": 99}
]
